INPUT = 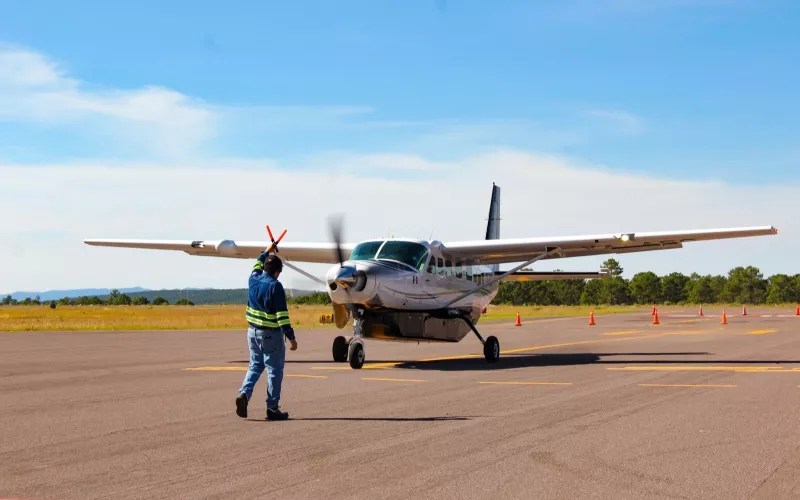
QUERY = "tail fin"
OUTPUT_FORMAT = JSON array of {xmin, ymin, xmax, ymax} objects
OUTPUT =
[{"xmin": 485, "ymin": 183, "xmax": 501, "ymax": 240}]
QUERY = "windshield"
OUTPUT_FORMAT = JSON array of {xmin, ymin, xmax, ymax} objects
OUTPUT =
[
  {"xmin": 376, "ymin": 241, "xmax": 429, "ymax": 270},
  {"xmin": 349, "ymin": 241, "xmax": 383, "ymax": 261}
]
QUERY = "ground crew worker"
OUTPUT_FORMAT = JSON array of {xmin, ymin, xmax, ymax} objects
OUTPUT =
[{"xmin": 235, "ymin": 245, "xmax": 297, "ymax": 421}]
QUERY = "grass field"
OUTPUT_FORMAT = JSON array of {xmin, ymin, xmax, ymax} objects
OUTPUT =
[
  {"xmin": 0, "ymin": 304, "xmax": 648, "ymax": 332},
  {"xmin": 3, "ymin": 303, "xmax": 792, "ymax": 332}
]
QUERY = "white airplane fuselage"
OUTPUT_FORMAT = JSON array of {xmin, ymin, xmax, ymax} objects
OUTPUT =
[{"xmin": 325, "ymin": 239, "xmax": 498, "ymax": 343}]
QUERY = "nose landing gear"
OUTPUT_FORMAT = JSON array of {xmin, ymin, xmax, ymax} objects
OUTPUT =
[{"xmin": 330, "ymin": 309, "xmax": 366, "ymax": 368}]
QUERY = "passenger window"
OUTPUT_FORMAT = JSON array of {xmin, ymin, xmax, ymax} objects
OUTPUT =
[
  {"xmin": 466, "ymin": 265, "xmax": 473, "ymax": 281},
  {"xmin": 427, "ymin": 256, "xmax": 436, "ymax": 274},
  {"xmin": 437, "ymin": 258, "xmax": 445, "ymax": 276},
  {"xmin": 444, "ymin": 260, "xmax": 452, "ymax": 277},
  {"xmin": 455, "ymin": 262, "xmax": 463, "ymax": 279}
]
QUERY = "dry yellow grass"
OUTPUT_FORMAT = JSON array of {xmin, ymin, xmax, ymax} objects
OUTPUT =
[
  {"xmin": 482, "ymin": 304, "xmax": 642, "ymax": 321},
  {"xmin": 0, "ymin": 304, "xmax": 647, "ymax": 332},
  {"xmin": 0, "ymin": 305, "xmax": 332, "ymax": 332}
]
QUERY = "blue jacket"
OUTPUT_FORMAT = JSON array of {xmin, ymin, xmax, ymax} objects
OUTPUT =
[{"xmin": 245, "ymin": 252, "xmax": 296, "ymax": 341}]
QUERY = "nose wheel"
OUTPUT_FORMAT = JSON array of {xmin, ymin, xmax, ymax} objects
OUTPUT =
[
  {"xmin": 348, "ymin": 341, "xmax": 365, "ymax": 369},
  {"xmin": 332, "ymin": 336, "xmax": 348, "ymax": 362}
]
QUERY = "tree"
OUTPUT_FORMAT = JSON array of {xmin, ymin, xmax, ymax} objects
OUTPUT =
[
  {"xmin": 722, "ymin": 266, "xmax": 767, "ymax": 304},
  {"xmin": 153, "ymin": 297, "xmax": 169, "ymax": 305},
  {"xmin": 132, "ymin": 296, "xmax": 150, "ymax": 306},
  {"xmin": 766, "ymin": 274, "xmax": 796, "ymax": 304},
  {"xmin": 602, "ymin": 258, "xmax": 624, "ymax": 278},
  {"xmin": 629, "ymin": 272, "xmax": 661, "ymax": 304},
  {"xmin": 686, "ymin": 275, "xmax": 718, "ymax": 304},
  {"xmin": 175, "ymin": 298, "xmax": 195, "ymax": 306},
  {"xmin": 111, "ymin": 293, "xmax": 132, "ymax": 306},
  {"xmin": 580, "ymin": 279, "xmax": 606, "ymax": 305},
  {"xmin": 661, "ymin": 272, "xmax": 690, "ymax": 304},
  {"xmin": 580, "ymin": 277, "xmax": 630, "ymax": 305},
  {"xmin": 2, "ymin": 295, "xmax": 13, "ymax": 305},
  {"xmin": 549, "ymin": 280, "xmax": 585, "ymax": 306}
]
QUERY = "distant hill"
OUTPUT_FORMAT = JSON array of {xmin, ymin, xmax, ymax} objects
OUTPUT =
[
  {"xmin": 4, "ymin": 287, "xmax": 319, "ymax": 305},
  {"xmin": 122, "ymin": 288, "xmax": 316, "ymax": 305},
  {"xmin": 7, "ymin": 288, "xmax": 147, "ymax": 301}
]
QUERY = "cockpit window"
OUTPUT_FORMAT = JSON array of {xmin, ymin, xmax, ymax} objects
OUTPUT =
[
  {"xmin": 376, "ymin": 241, "xmax": 429, "ymax": 270},
  {"xmin": 349, "ymin": 241, "xmax": 383, "ymax": 261}
]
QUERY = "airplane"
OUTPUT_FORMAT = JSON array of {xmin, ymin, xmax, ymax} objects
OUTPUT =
[{"xmin": 85, "ymin": 184, "xmax": 778, "ymax": 369}]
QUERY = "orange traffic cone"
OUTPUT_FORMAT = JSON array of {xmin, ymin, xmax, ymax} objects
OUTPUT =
[
  {"xmin": 795, "ymin": 304, "xmax": 799, "ymax": 316},
  {"xmin": 515, "ymin": 312, "xmax": 522, "ymax": 327},
  {"xmin": 589, "ymin": 311, "xmax": 596, "ymax": 326},
  {"xmin": 742, "ymin": 305, "xmax": 748, "ymax": 316},
  {"xmin": 698, "ymin": 305, "xmax": 704, "ymax": 317},
  {"xmin": 652, "ymin": 304, "xmax": 657, "ymax": 315},
  {"xmin": 652, "ymin": 310, "xmax": 660, "ymax": 325},
  {"xmin": 721, "ymin": 310, "xmax": 728, "ymax": 325}
]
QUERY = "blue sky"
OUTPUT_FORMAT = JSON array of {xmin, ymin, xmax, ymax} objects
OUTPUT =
[
  {"xmin": 2, "ymin": 0, "xmax": 798, "ymax": 180},
  {"xmin": 0, "ymin": 0, "xmax": 797, "ymax": 291}
]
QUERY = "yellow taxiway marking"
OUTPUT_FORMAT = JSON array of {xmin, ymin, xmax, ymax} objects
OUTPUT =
[
  {"xmin": 639, "ymin": 383, "xmax": 736, "ymax": 388},
  {"xmin": 361, "ymin": 377, "xmax": 426, "ymax": 383},
  {"xmin": 602, "ymin": 330, "xmax": 642, "ymax": 336},
  {"xmin": 183, "ymin": 367, "xmax": 328, "ymax": 378},
  {"xmin": 311, "ymin": 362, "xmax": 401, "ymax": 371},
  {"xmin": 748, "ymin": 329, "xmax": 778, "ymax": 335},
  {"xmin": 479, "ymin": 381, "xmax": 573, "ymax": 386},
  {"xmin": 610, "ymin": 366, "xmax": 800, "ymax": 373}
]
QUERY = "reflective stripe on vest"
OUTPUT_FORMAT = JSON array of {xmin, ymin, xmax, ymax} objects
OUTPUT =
[
  {"xmin": 275, "ymin": 310, "xmax": 291, "ymax": 327},
  {"xmin": 245, "ymin": 306, "xmax": 279, "ymax": 328}
]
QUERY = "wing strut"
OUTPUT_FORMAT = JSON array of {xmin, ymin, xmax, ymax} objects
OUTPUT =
[{"xmin": 443, "ymin": 247, "xmax": 562, "ymax": 308}]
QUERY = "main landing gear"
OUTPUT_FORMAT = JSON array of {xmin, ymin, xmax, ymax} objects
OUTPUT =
[
  {"xmin": 331, "ymin": 309, "xmax": 366, "ymax": 369},
  {"xmin": 456, "ymin": 313, "xmax": 500, "ymax": 363}
]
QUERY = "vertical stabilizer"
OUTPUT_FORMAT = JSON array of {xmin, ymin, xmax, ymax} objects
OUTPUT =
[{"xmin": 485, "ymin": 183, "xmax": 501, "ymax": 240}]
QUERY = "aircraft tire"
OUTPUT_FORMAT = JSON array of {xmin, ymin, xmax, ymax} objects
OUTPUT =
[
  {"xmin": 332, "ymin": 336, "xmax": 348, "ymax": 362},
  {"xmin": 484, "ymin": 336, "xmax": 500, "ymax": 363},
  {"xmin": 348, "ymin": 342, "xmax": 365, "ymax": 369}
]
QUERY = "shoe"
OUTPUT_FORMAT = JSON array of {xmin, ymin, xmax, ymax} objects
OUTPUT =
[
  {"xmin": 266, "ymin": 407, "xmax": 289, "ymax": 421},
  {"xmin": 235, "ymin": 393, "xmax": 248, "ymax": 418}
]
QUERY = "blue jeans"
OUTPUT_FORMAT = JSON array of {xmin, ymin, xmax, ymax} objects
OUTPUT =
[{"xmin": 239, "ymin": 326, "xmax": 286, "ymax": 409}]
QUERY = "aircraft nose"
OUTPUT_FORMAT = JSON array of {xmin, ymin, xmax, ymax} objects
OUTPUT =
[{"xmin": 333, "ymin": 266, "xmax": 367, "ymax": 292}]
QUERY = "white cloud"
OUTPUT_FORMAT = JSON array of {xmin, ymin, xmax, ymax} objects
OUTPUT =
[
  {"xmin": 0, "ymin": 150, "xmax": 793, "ymax": 293},
  {"xmin": 0, "ymin": 47, "xmax": 214, "ymax": 156}
]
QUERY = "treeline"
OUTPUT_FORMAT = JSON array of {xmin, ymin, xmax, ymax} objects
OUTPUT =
[
  {"xmin": 1, "ymin": 289, "xmax": 332, "ymax": 307},
  {"xmin": 1, "ymin": 289, "xmax": 188, "ymax": 307},
  {"xmin": 496, "ymin": 259, "xmax": 800, "ymax": 306}
]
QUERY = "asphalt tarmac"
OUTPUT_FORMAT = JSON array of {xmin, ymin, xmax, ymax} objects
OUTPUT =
[{"xmin": 3, "ymin": 308, "xmax": 800, "ymax": 499}]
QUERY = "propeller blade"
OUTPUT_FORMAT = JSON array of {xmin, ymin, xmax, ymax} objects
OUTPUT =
[{"xmin": 328, "ymin": 214, "xmax": 346, "ymax": 265}]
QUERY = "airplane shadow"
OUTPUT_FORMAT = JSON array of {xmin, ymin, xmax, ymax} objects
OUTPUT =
[
  {"xmin": 229, "ymin": 353, "xmax": 800, "ymax": 372},
  {"xmin": 248, "ymin": 416, "xmax": 475, "ymax": 423},
  {"xmin": 393, "ymin": 353, "xmax": 800, "ymax": 371}
]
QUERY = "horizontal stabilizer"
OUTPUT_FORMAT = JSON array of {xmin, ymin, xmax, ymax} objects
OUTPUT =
[{"xmin": 497, "ymin": 270, "xmax": 611, "ymax": 282}]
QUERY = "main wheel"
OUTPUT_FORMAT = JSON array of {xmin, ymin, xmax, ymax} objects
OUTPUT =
[
  {"xmin": 484, "ymin": 336, "xmax": 500, "ymax": 363},
  {"xmin": 348, "ymin": 342, "xmax": 365, "ymax": 369},
  {"xmin": 332, "ymin": 336, "xmax": 348, "ymax": 362}
]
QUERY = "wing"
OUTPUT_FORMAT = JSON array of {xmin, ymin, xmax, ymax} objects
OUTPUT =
[
  {"xmin": 84, "ymin": 238, "xmax": 353, "ymax": 264},
  {"xmin": 441, "ymin": 226, "xmax": 778, "ymax": 264}
]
